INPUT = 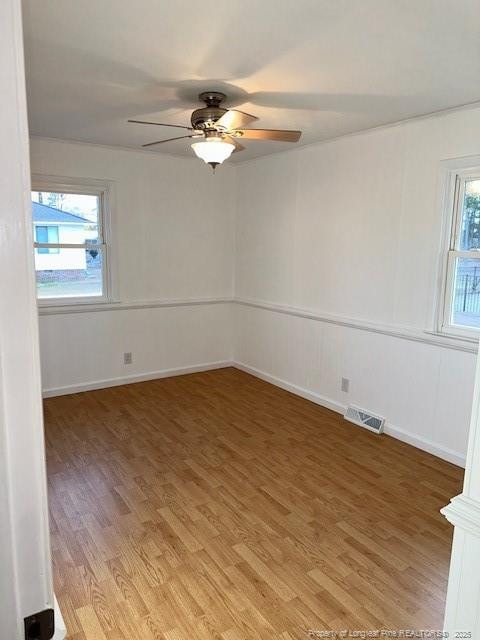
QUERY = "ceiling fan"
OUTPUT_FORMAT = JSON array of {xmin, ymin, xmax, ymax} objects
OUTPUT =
[{"xmin": 128, "ymin": 91, "xmax": 302, "ymax": 171}]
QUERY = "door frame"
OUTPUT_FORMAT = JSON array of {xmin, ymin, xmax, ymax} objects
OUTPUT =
[{"xmin": 0, "ymin": 0, "xmax": 58, "ymax": 637}]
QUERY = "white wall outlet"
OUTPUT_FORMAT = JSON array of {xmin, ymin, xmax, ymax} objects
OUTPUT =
[
  {"xmin": 124, "ymin": 352, "xmax": 132, "ymax": 365},
  {"xmin": 341, "ymin": 377, "xmax": 350, "ymax": 393}
]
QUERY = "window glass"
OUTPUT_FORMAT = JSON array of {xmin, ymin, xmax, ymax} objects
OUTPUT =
[
  {"xmin": 459, "ymin": 179, "xmax": 480, "ymax": 251},
  {"xmin": 32, "ymin": 192, "xmax": 100, "ymax": 243},
  {"xmin": 451, "ymin": 257, "xmax": 480, "ymax": 329},
  {"xmin": 32, "ymin": 189, "xmax": 105, "ymax": 301},
  {"xmin": 34, "ymin": 247, "xmax": 104, "ymax": 300},
  {"xmin": 35, "ymin": 225, "xmax": 59, "ymax": 254}
]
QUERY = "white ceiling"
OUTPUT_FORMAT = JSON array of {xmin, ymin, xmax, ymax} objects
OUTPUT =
[{"xmin": 23, "ymin": 0, "xmax": 480, "ymax": 163}]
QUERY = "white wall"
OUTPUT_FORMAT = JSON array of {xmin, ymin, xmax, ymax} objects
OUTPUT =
[
  {"xmin": 234, "ymin": 106, "xmax": 480, "ymax": 466},
  {"xmin": 40, "ymin": 303, "xmax": 232, "ymax": 395},
  {"xmin": 30, "ymin": 139, "xmax": 235, "ymax": 394}
]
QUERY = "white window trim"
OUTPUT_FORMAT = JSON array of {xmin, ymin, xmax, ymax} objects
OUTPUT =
[
  {"xmin": 31, "ymin": 174, "xmax": 117, "ymax": 308},
  {"xmin": 435, "ymin": 157, "xmax": 480, "ymax": 340}
]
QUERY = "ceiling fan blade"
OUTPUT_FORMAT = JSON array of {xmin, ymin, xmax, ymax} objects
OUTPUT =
[
  {"xmin": 128, "ymin": 119, "xmax": 193, "ymax": 131},
  {"xmin": 215, "ymin": 109, "xmax": 258, "ymax": 130},
  {"xmin": 232, "ymin": 129, "xmax": 302, "ymax": 142},
  {"xmin": 142, "ymin": 134, "xmax": 202, "ymax": 148},
  {"xmin": 225, "ymin": 136, "xmax": 245, "ymax": 153}
]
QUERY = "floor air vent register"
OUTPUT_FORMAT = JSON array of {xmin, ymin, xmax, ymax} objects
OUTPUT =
[{"xmin": 344, "ymin": 405, "xmax": 385, "ymax": 434}]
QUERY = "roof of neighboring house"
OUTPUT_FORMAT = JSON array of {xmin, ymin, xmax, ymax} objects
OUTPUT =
[{"xmin": 32, "ymin": 201, "xmax": 89, "ymax": 224}]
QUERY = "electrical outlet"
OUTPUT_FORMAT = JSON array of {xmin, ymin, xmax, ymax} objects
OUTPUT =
[
  {"xmin": 124, "ymin": 352, "xmax": 132, "ymax": 365},
  {"xmin": 341, "ymin": 377, "xmax": 350, "ymax": 393}
]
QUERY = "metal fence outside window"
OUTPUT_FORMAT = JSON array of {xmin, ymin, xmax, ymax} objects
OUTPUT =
[{"xmin": 454, "ymin": 272, "xmax": 480, "ymax": 314}]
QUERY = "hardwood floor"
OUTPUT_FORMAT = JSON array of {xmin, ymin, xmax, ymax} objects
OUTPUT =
[{"xmin": 44, "ymin": 367, "xmax": 463, "ymax": 640}]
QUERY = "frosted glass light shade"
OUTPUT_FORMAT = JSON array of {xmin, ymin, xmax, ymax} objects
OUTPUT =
[{"xmin": 191, "ymin": 139, "xmax": 235, "ymax": 165}]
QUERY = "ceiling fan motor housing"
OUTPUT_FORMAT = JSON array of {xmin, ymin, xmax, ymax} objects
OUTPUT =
[{"xmin": 191, "ymin": 91, "xmax": 228, "ymax": 130}]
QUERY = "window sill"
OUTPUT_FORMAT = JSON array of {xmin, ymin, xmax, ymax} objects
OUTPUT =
[{"xmin": 38, "ymin": 299, "xmax": 120, "ymax": 315}]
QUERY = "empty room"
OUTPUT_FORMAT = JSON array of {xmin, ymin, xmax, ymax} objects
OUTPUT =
[{"xmin": 2, "ymin": 1, "xmax": 480, "ymax": 639}]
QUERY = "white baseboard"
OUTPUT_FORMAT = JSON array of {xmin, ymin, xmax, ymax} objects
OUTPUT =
[
  {"xmin": 42, "ymin": 361, "xmax": 233, "ymax": 397},
  {"xmin": 383, "ymin": 423, "xmax": 465, "ymax": 468},
  {"xmin": 234, "ymin": 361, "xmax": 466, "ymax": 468},
  {"xmin": 233, "ymin": 361, "xmax": 345, "ymax": 414},
  {"xmin": 52, "ymin": 594, "xmax": 66, "ymax": 640}
]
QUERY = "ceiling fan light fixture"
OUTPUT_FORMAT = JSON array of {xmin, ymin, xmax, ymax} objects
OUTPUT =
[
  {"xmin": 191, "ymin": 137, "xmax": 235, "ymax": 170},
  {"xmin": 130, "ymin": 90, "xmax": 302, "ymax": 166}
]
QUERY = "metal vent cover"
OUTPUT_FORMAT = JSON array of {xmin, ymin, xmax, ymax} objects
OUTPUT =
[{"xmin": 344, "ymin": 405, "xmax": 385, "ymax": 434}]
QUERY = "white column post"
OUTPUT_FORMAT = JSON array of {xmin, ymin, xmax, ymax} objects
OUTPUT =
[
  {"xmin": 442, "ymin": 344, "xmax": 480, "ymax": 635},
  {"xmin": 0, "ymin": 0, "xmax": 62, "ymax": 638}
]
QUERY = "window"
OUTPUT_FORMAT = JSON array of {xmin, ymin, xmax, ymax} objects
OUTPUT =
[
  {"xmin": 440, "ymin": 170, "xmax": 480, "ymax": 337},
  {"xmin": 31, "ymin": 177, "xmax": 112, "ymax": 304},
  {"xmin": 35, "ymin": 226, "xmax": 59, "ymax": 254}
]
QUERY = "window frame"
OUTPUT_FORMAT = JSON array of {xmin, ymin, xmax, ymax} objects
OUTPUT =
[
  {"xmin": 31, "ymin": 174, "xmax": 116, "ymax": 307},
  {"xmin": 437, "ymin": 162, "xmax": 480, "ymax": 340}
]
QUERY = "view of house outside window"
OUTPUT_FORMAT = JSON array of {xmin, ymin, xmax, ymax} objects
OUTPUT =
[{"xmin": 31, "ymin": 191, "xmax": 104, "ymax": 300}]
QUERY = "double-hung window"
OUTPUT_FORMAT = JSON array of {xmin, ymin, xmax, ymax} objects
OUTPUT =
[
  {"xmin": 440, "ymin": 170, "xmax": 480, "ymax": 337},
  {"xmin": 31, "ymin": 177, "xmax": 113, "ymax": 305}
]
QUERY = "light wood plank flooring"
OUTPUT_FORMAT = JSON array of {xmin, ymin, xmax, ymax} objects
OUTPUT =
[{"xmin": 44, "ymin": 367, "xmax": 463, "ymax": 639}]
